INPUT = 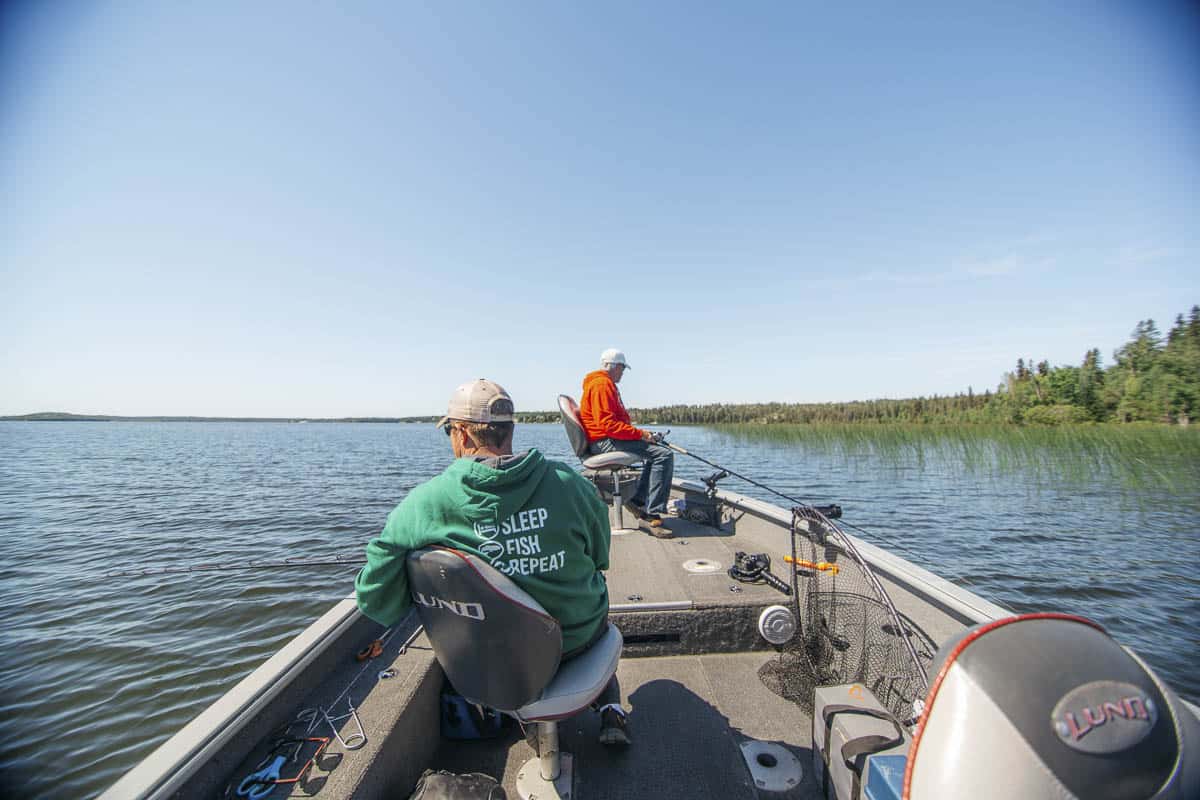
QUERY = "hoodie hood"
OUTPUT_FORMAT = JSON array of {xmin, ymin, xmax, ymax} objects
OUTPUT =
[
  {"xmin": 445, "ymin": 448, "xmax": 548, "ymax": 529},
  {"xmin": 583, "ymin": 369, "xmax": 613, "ymax": 393}
]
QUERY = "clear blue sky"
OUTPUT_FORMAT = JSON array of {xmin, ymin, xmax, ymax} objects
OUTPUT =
[{"xmin": 2, "ymin": 2, "xmax": 1197, "ymax": 417}]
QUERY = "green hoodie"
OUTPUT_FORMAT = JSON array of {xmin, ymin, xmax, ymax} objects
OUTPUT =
[{"xmin": 355, "ymin": 448, "xmax": 611, "ymax": 653}]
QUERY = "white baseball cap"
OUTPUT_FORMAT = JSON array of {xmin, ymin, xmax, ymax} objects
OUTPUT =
[
  {"xmin": 435, "ymin": 379, "xmax": 515, "ymax": 429},
  {"xmin": 600, "ymin": 348, "xmax": 630, "ymax": 369}
]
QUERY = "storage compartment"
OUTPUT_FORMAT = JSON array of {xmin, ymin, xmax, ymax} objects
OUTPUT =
[
  {"xmin": 812, "ymin": 684, "xmax": 910, "ymax": 800},
  {"xmin": 863, "ymin": 754, "xmax": 905, "ymax": 800},
  {"xmin": 671, "ymin": 489, "xmax": 723, "ymax": 527}
]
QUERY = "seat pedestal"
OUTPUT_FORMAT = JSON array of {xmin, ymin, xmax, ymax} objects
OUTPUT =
[
  {"xmin": 602, "ymin": 468, "xmax": 640, "ymax": 535},
  {"xmin": 516, "ymin": 722, "xmax": 574, "ymax": 800}
]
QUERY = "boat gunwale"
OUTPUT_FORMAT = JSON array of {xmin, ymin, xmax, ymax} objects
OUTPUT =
[{"xmin": 98, "ymin": 596, "xmax": 363, "ymax": 800}]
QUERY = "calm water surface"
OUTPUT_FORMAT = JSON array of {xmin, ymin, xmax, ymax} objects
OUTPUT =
[{"xmin": 1, "ymin": 421, "xmax": 1197, "ymax": 798}]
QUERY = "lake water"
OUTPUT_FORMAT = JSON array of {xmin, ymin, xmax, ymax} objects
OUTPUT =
[{"xmin": 1, "ymin": 421, "xmax": 1197, "ymax": 798}]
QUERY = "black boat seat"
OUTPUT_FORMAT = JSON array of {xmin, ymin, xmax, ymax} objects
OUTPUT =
[
  {"xmin": 557, "ymin": 394, "xmax": 642, "ymax": 532},
  {"xmin": 407, "ymin": 547, "xmax": 622, "ymax": 798}
]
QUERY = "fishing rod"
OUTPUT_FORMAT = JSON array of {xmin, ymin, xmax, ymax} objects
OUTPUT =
[
  {"xmin": 657, "ymin": 434, "xmax": 840, "ymax": 517},
  {"xmin": 655, "ymin": 434, "xmax": 981, "ymax": 593},
  {"xmin": 106, "ymin": 554, "xmax": 367, "ymax": 578},
  {"xmin": 659, "ymin": 433, "xmax": 934, "ymax": 557}
]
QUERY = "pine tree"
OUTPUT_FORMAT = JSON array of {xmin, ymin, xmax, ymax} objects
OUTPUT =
[
  {"xmin": 1079, "ymin": 348, "xmax": 1106, "ymax": 421},
  {"xmin": 1114, "ymin": 320, "xmax": 1163, "ymax": 376}
]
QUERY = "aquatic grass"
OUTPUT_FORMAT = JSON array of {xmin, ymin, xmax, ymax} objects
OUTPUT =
[{"xmin": 708, "ymin": 423, "xmax": 1200, "ymax": 496}]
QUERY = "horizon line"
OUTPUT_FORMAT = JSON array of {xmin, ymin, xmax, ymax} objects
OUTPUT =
[{"xmin": 2, "ymin": 391, "xmax": 1000, "ymax": 423}]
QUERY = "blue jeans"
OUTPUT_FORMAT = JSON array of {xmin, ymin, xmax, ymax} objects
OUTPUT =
[{"xmin": 588, "ymin": 438, "xmax": 675, "ymax": 515}]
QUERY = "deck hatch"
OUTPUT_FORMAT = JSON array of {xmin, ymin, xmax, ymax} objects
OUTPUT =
[{"xmin": 739, "ymin": 740, "xmax": 803, "ymax": 792}]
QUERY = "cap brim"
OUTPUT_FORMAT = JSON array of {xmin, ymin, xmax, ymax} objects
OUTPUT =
[{"xmin": 435, "ymin": 416, "xmax": 450, "ymax": 429}]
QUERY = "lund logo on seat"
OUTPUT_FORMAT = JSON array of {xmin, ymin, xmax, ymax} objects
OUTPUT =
[
  {"xmin": 412, "ymin": 593, "xmax": 486, "ymax": 621},
  {"xmin": 1051, "ymin": 680, "xmax": 1157, "ymax": 754}
]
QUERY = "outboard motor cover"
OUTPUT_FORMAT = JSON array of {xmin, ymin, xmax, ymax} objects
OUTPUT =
[{"xmin": 904, "ymin": 613, "xmax": 1200, "ymax": 800}]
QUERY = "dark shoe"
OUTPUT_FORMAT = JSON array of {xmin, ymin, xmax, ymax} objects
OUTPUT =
[
  {"xmin": 598, "ymin": 708, "xmax": 630, "ymax": 746},
  {"xmin": 630, "ymin": 504, "xmax": 659, "ymax": 524}
]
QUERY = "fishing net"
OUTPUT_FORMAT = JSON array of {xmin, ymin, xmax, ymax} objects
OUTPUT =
[{"xmin": 758, "ymin": 506, "xmax": 933, "ymax": 721}]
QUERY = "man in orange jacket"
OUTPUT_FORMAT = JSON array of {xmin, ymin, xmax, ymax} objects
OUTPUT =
[{"xmin": 579, "ymin": 348, "xmax": 675, "ymax": 534}]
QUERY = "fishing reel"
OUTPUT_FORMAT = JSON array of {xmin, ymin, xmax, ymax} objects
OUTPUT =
[
  {"xmin": 812, "ymin": 504, "xmax": 842, "ymax": 519},
  {"xmin": 703, "ymin": 469, "xmax": 729, "ymax": 499},
  {"xmin": 677, "ymin": 471, "xmax": 727, "ymax": 527},
  {"xmin": 794, "ymin": 503, "xmax": 843, "ymax": 520},
  {"xmin": 728, "ymin": 551, "xmax": 791, "ymax": 596}
]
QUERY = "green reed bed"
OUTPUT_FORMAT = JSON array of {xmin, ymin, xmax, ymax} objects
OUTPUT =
[{"xmin": 709, "ymin": 423, "xmax": 1200, "ymax": 495}]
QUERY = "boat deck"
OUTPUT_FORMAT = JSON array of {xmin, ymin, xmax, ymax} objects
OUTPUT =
[
  {"xmin": 194, "ymin": 484, "xmax": 999, "ymax": 800},
  {"xmin": 431, "ymin": 651, "xmax": 815, "ymax": 799}
]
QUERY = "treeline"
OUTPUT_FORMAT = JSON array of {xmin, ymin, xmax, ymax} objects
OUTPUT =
[
  {"xmin": 629, "ymin": 395, "xmax": 993, "ymax": 425},
  {"xmin": 626, "ymin": 305, "xmax": 1200, "ymax": 426},
  {"xmin": 990, "ymin": 306, "xmax": 1200, "ymax": 425},
  {"xmin": 9, "ymin": 307, "xmax": 1195, "ymax": 428}
]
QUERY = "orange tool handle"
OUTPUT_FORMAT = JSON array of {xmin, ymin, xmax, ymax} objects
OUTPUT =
[{"xmin": 783, "ymin": 556, "xmax": 840, "ymax": 574}]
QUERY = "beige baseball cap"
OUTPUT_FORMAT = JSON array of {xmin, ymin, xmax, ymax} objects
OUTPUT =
[{"xmin": 435, "ymin": 379, "xmax": 515, "ymax": 429}]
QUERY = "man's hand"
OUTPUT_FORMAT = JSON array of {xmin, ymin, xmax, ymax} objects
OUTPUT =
[{"xmin": 640, "ymin": 429, "xmax": 655, "ymax": 442}]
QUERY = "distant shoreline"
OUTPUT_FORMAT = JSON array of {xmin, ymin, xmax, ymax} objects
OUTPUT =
[
  {"xmin": 2, "ymin": 411, "xmax": 1193, "ymax": 428},
  {"xmin": 0, "ymin": 412, "xmax": 428, "ymax": 423},
  {"xmin": 0, "ymin": 412, "xmax": 572, "ymax": 424}
]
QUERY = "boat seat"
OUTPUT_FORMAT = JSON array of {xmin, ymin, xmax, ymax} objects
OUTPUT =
[
  {"xmin": 407, "ymin": 547, "xmax": 622, "ymax": 800},
  {"xmin": 558, "ymin": 394, "xmax": 642, "ymax": 533}
]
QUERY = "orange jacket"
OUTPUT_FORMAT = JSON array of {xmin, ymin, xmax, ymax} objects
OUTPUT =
[{"xmin": 579, "ymin": 370, "xmax": 642, "ymax": 442}]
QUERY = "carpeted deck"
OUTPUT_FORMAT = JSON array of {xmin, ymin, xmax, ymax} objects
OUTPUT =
[{"xmin": 429, "ymin": 651, "xmax": 821, "ymax": 800}]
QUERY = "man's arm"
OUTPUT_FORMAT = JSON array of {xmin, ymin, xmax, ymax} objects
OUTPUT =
[
  {"xmin": 591, "ymin": 379, "xmax": 642, "ymax": 440},
  {"xmin": 355, "ymin": 522, "xmax": 412, "ymax": 626}
]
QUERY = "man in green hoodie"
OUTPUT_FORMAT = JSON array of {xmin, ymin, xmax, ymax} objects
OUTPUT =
[{"xmin": 355, "ymin": 378, "xmax": 629, "ymax": 745}]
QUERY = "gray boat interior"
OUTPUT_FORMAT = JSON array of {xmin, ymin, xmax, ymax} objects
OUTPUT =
[{"xmin": 103, "ymin": 475, "xmax": 1196, "ymax": 799}]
